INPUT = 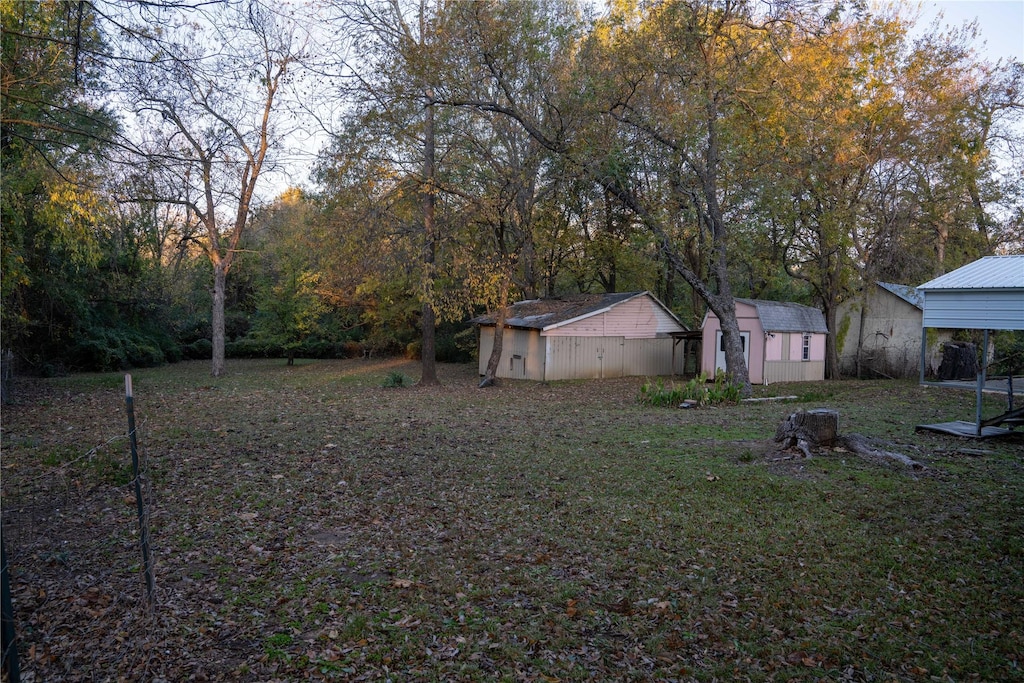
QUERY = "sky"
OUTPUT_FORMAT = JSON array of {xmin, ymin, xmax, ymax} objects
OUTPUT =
[{"xmin": 914, "ymin": 0, "xmax": 1024, "ymax": 62}]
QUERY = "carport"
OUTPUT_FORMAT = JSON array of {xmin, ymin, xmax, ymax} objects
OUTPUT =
[{"xmin": 916, "ymin": 255, "xmax": 1024, "ymax": 437}]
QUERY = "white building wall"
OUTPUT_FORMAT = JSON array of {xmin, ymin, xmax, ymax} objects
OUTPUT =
[{"xmin": 922, "ymin": 290, "xmax": 1024, "ymax": 330}]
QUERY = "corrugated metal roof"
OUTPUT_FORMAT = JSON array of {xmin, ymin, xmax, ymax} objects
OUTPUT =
[
  {"xmin": 918, "ymin": 255, "xmax": 1024, "ymax": 290},
  {"xmin": 877, "ymin": 281, "xmax": 924, "ymax": 309},
  {"xmin": 471, "ymin": 291, "xmax": 686, "ymax": 331},
  {"xmin": 737, "ymin": 298, "xmax": 828, "ymax": 333}
]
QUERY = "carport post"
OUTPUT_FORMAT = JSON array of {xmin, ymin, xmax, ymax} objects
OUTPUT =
[
  {"xmin": 975, "ymin": 330, "xmax": 989, "ymax": 436},
  {"xmin": 920, "ymin": 326, "xmax": 928, "ymax": 385}
]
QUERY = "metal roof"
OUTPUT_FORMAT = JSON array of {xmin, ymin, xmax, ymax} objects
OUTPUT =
[
  {"xmin": 737, "ymin": 298, "xmax": 828, "ymax": 333},
  {"xmin": 918, "ymin": 255, "xmax": 1024, "ymax": 290},
  {"xmin": 470, "ymin": 291, "xmax": 686, "ymax": 331},
  {"xmin": 877, "ymin": 281, "xmax": 924, "ymax": 309}
]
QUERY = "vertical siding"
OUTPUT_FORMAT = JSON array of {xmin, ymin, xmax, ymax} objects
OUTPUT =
[
  {"xmin": 477, "ymin": 327, "xmax": 493, "ymax": 376},
  {"xmin": 701, "ymin": 301, "xmax": 761, "ymax": 376},
  {"xmin": 622, "ymin": 339, "xmax": 683, "ymax": 375},
  {"xmin": 546, "ymin": 336, "xmax": 625, "ymax": 380},
  {"xmin": 764, "ymin": 360, "xmax": 825, "ymax": 383}
]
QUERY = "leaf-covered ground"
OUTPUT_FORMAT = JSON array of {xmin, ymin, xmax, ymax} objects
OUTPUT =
[{"xmin": 2, "ymin": 359, "xmax": 1022, "ymax": 682}]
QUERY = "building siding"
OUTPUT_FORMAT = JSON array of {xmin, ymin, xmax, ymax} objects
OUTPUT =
[
  {"xmin": 476, "ymin": 292, "xmax": 689, "ymax": 381},
  {"xmin": 702, "ymin": 300, "xmax": 827, "ymax": 384},
  {"xmin": 545, "ymin": 336, "xmax": 625, "ymax": 380},
  {"xmin": 623, "ymin": 339, "xmax": 686, "ymax": 376},
  {"xmin": 837, "ymin": 285, "xmax": 952, "ymax": 377}
]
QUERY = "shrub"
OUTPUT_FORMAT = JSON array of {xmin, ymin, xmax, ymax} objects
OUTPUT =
[
  {"xmin": 638, "ymin": 370, "xmax": 743, "ymax": 408},
  {"xmin": 183, "ymin": 339, "xmax": 212, "ymax": 360},
  {"xmin": 339, "ymin": 341, "xmax": 359, "ymax": 358},
  {"xmin": 382, "ymin": 371, "xmax": 411, "ymax": 388}
]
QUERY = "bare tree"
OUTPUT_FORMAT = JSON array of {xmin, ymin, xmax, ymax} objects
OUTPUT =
[{"xmin": 114, "ymin": 0, "xmax": 304, "ymax": 376}]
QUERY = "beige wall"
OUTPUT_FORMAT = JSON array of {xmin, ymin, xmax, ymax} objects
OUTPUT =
[
  {"xmin": 837, "ymin": 287, "xmax": 951, "ymax": 378},
  {"xmin": 764, "ymin": 360, "xmax": 826, "ymax": 384},
  {"xmin": 546, "ymin": 295, "xmax": 682, "ymax": 339},
  {"xmin": 478, "ymin": 327, "xmax": 546, "ymax": 380}
]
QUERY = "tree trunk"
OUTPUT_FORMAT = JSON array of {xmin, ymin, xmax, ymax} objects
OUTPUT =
[
  {"xmin": 1, "ymin": 348, "xmax": 13, "ymax": 405},
  {"xmin": 211, "ymin": 262, "xmax": 227, "ymax": 378},
  {"xmin": 855, "ymin": 296, "xmax": 868, "ymax": 380},
  {"xmin": 418, "ymin": 90, "xmax": 439, "ymax": 386},
  {"xmin": 937, "ymin": 342, "xmax": 977, "ymax": 380},
  {"xmin": 480, "ymin": 285, "xmax": 510, "ymax": 388},
  {"xmin": 823, "ymin": 301, "xmax": 840, "ymax": 380}
]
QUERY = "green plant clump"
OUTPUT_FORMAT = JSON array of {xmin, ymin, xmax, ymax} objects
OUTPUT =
[
  {"xmin": 638, "ymin": 370, "xmax": 741, "ymax": 407},
  {"xmin": 381, "ymin": 371, "xmax": 411, "ymax": 388}
]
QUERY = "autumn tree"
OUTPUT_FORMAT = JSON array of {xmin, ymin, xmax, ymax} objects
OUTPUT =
[{"xmin": 322, "ymin": 0, "xmax": 462, "ymax": 384}]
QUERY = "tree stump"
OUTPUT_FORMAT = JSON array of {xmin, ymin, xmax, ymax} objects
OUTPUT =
[
  {"xmin": 774, "ymin": 409, "xmax": 839, "ymax": 456},
  {"xmin": 771, "ymin": 408, "xmax": 922, "ymax": 469}
]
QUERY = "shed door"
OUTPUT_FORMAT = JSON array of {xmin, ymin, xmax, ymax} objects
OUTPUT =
[{"xmin": 714, "ymin": 330, "xmax": 750, "ymax": 376}]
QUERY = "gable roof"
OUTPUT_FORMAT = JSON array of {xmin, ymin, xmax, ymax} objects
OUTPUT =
[
  {"xmin": 471, "ymin": 291, "xmax": 686, "ymax": 331},
  {"xmin": 737, "ymin": 298, "xmax": 828, "ymax": 334},
  {"xmin": 918, "ymin": 255, "xmax": 1024, "ymax": 291},
  {"xmin": 877, "ymin": 281, "xmax": 924, "ymax": 309}
]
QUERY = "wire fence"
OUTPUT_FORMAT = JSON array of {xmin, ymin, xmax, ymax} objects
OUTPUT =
[{"xmin": 1, "ymin": 376, "xmax": 159, "ymax": 682}]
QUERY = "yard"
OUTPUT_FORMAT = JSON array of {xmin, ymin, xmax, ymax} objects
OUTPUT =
[{"xmin": 1, "ymin": 359, "xmax": 1022, "ymax": 682}]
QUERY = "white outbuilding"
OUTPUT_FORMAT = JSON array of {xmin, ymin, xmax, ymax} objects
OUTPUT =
[{"xmin": 917, "ymin": 255, "xmax": 1024, "ymax": 436}]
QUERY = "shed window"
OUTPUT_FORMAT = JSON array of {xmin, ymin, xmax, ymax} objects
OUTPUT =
[{"xmin": 801, "ymin": 334, "xmax": 811, "ymax": 361}]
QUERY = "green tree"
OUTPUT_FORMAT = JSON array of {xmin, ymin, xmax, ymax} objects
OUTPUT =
[{"xmin": 1, "ymin": 0, "xmax": 122, "ymax": 369}]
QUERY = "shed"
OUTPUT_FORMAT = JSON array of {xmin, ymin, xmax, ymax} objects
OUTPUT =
[
  {"xmin": 472, "ymin": 291, "xmax": 688, "ymax": 381},
  {"xmin": 836, "ymin": 282, "xmax": 953, "ymax": 379},
  {"xmin": 917, "ymin": 255, "xmax": 1024, "ymax": 436},
  {"xmin": 701, "ymin": 299, "xmax": 828, "ymax": 384}
]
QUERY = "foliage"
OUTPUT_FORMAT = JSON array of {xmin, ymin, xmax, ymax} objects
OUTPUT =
[
  {"xmin": 992, "ymin": 331, "xmax": 1024, "ymax": 376},
  {"xmin": 3, "ymin": 0, "xmax": 1021, "ymax": 385},
  {"xmin": 638, "ymin": 370, "xmax": 743, "ymax": 408}
]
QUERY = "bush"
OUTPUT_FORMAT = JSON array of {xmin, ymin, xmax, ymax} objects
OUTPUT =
[
  {"xmin": 992, "ymin": 331, "xmax": 1024, "ymax": 376},
  {"xmin": 436, "ymin": 326, "xmax": 476, "ymax": 363},
  {"xmin": 226, "ymin": 338, "xmax": 275, "ymax": 358},
  {"xmin": 382, "ymin": 371, "xmax": 411, "ymax": 388},
  {"xmin": 342, "ymin": 341, "xmax": 364, "ymax": 358},
  {"xmin": 183, "ymin": 339, "xmax": 212, "ymax": 360},
  {"xmin": 67, "ymin": 328, "xmax": 168, "ymax": 371}
]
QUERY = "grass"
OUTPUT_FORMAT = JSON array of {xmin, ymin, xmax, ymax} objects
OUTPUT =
[{"xmin": 1, "ymin": 358, "xmax": 1022, "ymax": 681}]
